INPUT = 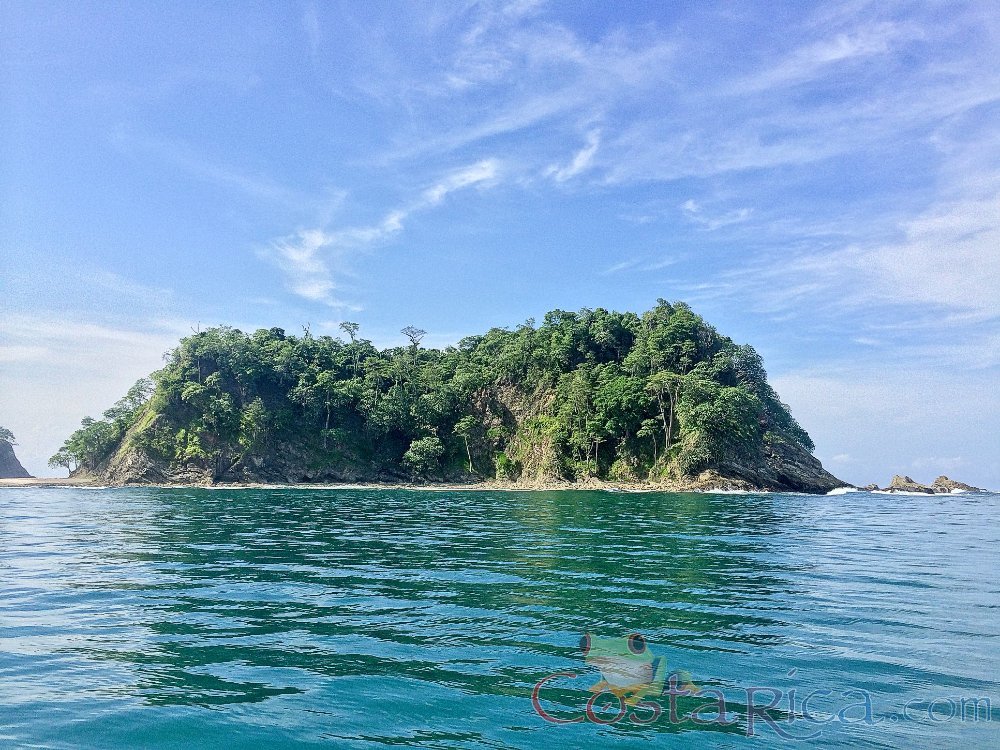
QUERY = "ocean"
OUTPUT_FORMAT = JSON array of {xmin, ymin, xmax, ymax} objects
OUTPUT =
[{"xmin": 1, "ymin": 487, "xmax": 997, "ymax": 748}]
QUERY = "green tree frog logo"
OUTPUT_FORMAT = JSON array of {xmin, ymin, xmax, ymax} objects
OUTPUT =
[{"xmin": 581, "ymin": 633, "xmax": 696, "ymax": 706}]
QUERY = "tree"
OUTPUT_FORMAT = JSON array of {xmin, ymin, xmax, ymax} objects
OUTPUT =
[
  {"xmin": 0, "ymin": 426, "xmax": 15, "ymax": 445},
  {"xmin": 239, "ymin": 397, "xmax": 269, "ymax": 453},
  {"xmin": 401, "ymin": 326, "xmax": 426, "ymax": 349},
  {"xmin": 103, "ymin": 378, "xmax": 153, "ymax": 434},
  {"xmin": 403, "ymin": 436, "xmax": 444, "ymax": 478},
  {"xmin": 339, "ymin": 321, "xmax": 360, "ymax": 342},
  {"xmin": 453, "ymin": 416, "xmax": 477, "ymax": 473},
  {"xmin": 646, "ymin": 371, "xmax": 684, "ymax": 451},
  {"xmin": 638, "ymin": 418, "xmax": 660, "ymax": 462},
  {"xmin": 340, "ymin": 321, "xmax": 362, "ymax": 377},
  {"xmin": 48, "ymin": 448, "xmax": 74, "ymax": 473}
]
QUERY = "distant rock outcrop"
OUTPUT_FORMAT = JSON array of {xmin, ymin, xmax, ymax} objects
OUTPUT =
[
  {"xmin": 930, "ymin": 475, "xmax": 984, "ymax": 493},
  {"xmin": 887, "ymin": 475, "xmax": 935, "ymax": 493},
  {"xmin": 864, "ymin": 474, "xmax": 985, "ymax": 494},
  {"xmin": 0, "ymin": 440, "xmax": 32, "ymax": 479}
]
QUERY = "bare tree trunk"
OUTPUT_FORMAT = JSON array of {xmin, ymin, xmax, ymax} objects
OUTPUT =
[
  {"xmin": 666, "ymin": 384, "xmax": 680, "ymax": 450},
  {"xmin": 463, "ymin": 436, "xmax": 473, "ymax": 473},
  {"xmin": 656, "ymin": 391, "xmax": 669, "ymax": 449},
  {"xmin": 666, "ymin": 397, "xmax": 674, "ymax": 450}
]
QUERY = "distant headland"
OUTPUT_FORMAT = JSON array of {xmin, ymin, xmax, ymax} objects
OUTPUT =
[{"xmin": 0, "ymin": 428, "xmax": 32, "ymax": 480}]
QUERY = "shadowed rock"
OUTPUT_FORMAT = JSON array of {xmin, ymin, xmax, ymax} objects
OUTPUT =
[{"xmin": 0, "ymin": 440, "xmax": 32, "ymax": 479}]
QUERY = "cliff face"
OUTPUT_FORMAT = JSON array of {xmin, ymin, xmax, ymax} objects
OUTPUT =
[
  {"xmin": 96, "ymin": 385, "xmax": 844, "ymax": 493},
  {"xmin": 710, "ymin": 436, "xmax": 844, "ymax": 493},
  {"xmin": 97, "ymin": 432, "xmax": 843, "ymax": 492},
  {"xmin": 0, "ymin": 441, "xmax": 32, "ymax": 479}
]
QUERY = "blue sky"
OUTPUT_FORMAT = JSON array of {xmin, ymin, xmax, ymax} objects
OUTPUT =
[{"xmin": 2, "ymin": 1, "xmax": 998, "ymax": 487}]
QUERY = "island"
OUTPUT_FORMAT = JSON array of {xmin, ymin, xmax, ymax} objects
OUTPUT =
[
  {"xmin": 862, "ymin": 475, "xmax": 986, "ymax": 494},
  {"xmin": 0, "ymin": 427, "xmax": 32, "ymax": 479},
  {"xmin": 47, "ymin": 301, "xmax": 845, "ymax": 493}
]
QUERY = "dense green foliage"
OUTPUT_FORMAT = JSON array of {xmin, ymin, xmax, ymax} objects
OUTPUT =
[
  {"xmin": 48, "ymin": 379, "xmax": 153, "ymax": 472},
  {"xmin": 52, "ymin": 301, "xmax": 814, "ymax": 482}
]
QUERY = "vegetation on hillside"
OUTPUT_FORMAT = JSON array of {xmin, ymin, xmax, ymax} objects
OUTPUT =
[{"xmin": 51, "ymin": 301, "xmax": 815, "ymax": 483}]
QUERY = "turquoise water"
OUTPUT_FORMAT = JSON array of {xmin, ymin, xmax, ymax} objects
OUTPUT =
[{"xmin": 1, "ymin": 487, "xmax": 997, "ymax": 748}]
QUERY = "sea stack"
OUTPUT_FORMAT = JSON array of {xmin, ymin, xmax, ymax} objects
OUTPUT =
[{"xmin": 871, "ymin": 474, "xmax": 985, "ymax": 494}]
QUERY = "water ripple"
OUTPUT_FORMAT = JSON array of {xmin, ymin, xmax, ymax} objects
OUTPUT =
[{"xmin": 1, "ymin": 487, "xmax": 998, "ymax": 748}]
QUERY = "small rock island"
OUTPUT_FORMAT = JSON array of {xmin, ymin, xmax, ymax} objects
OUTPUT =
[{"xmin": 862, "ymin": 475, "xmax": 985, "ymax": 494}]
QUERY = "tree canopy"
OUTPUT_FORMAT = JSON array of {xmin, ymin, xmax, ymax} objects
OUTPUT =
[{"xmin": 51, "ymin": 301, "xmax": 815, "ymax": 483}]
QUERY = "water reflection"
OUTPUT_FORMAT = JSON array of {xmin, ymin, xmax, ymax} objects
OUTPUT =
[{"xmin": 64, "ymin": 489, "xmax": 790, "ymax": 715}]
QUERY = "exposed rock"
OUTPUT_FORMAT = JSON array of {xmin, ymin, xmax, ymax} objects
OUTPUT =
[
  {"xmin": 761, "ymin": 438, "xmax": 847, "ymax": 493},
  {"xmin": 100, "ymin": 444, "xmax": 182, "ymax": 485},
  {"xmin": 864, "ymin": 474, "xmax": 987, "ymax": 494},
  {"xmin": 931, "ymin": 475, "xmax": 984, "ymax": 493},
  {"xmin": 0, "ymin": 441, "xmax": 32, "ymax": 479},
  {"xmin": 887, "ymin": 475, "xmax": 935, "ymax": 493},
  {"xmin": 702, "ymin": 437, "xmax": 847, "ymax": 494},
  {"xmin": 94, "ymin": 428, "xmax": 846, "ymax": 493}
]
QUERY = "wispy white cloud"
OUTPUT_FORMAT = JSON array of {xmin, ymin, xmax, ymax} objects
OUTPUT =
[
  {"xmin": 266, "ymin": 229, "xmax": 337, "ymax": 304},
  {"xmin": 732, "ymin": 22, "xmax": 922, "ymax": 94},
  {"xmin": 420, "ymin": 159, "xmax": 500, "ymax": 203},
  {"xmin": 681, "ymin": 199, "xmax": 752, "ymax": 230},
  {"xmin": 263, "ymin": 160, "xmax": 500, "ymax": 305},
  {"xmin": 859, "ymin": 194, "xmax": 1000, "ymax": 317},
  {"xmin": 109, "ymin": 128, "xmax": 311, "ymax": 209},
  {"xmin": 601, "ymin": 257, "xmax": 640, "ymax": 275},
  {"xmin": 643, "ymin": 257, "xmax": 679, "ymax": 271},
  {"xmin": 375, "ymin": 12, "xmax": 676, "ymax": 164},
  {"xmin": 545, "ymin": 129, "xmax": 600, "ymax": 182},
  {"xmin": 356, "ymin": 2, "xmax": 999, "ymax": 198},
  {"xmin": 734, "ymin": 185, "xmax": 1000, "ymax": 329}
]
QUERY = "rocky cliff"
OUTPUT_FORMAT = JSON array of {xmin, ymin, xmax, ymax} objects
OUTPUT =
[
  {"xmin": 94, "ymin": 405, "xmax": 844, "ymax": 493},
  {"xmin": 0, "ymin": 441, "xmax": 32, "ymax": 479}
]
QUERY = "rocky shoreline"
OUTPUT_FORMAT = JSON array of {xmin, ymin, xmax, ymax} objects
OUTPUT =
[
  {"xmin": 859, "ymin": 475, "xmax": 986, "ymax": 494},
  {"xmin": 3, "ymin": 471, "xmax": 991, "ymax": 494},
  {"xmin": 0, "ymin": 468, "xmax": 838, "ymax": 493}
]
